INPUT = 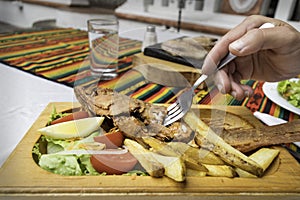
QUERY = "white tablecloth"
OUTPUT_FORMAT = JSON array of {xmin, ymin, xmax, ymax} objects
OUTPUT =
[{"xmin": 0, "ymin": 63, "xmax": 74, "ymax": 166}]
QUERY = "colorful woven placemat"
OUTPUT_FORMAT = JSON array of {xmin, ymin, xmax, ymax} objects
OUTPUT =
[
  {"xmin": 0, "ymin": 28, "xmax": 298, "ymax": 122},
  {"xmin": 0, "ymin": 28, "xmax": 142, "ymax": 87}
]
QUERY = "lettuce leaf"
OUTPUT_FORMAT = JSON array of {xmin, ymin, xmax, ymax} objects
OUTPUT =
[
  {"xmin": 78, "ymin": 155, "xmax": 101, "ymax": 175},
  {"xmin": 277, "ymin": 79, "xmax": 300, "ymax": 108},
  {"xmin": 36, "ymin": 130, "xmax": 105, "ymax": 176},
  {"xmin": 45, "ymin": 130, "xmax": 103, "ymax": 153}
]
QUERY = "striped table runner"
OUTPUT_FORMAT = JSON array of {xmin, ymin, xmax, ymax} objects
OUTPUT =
[
  {"xmin": 0, "ymin": 28, "xmax": 298, "ymax": 122},
  {"xmin": 0, "ymin": 28, "xmax": 141, "ymax": 87}
]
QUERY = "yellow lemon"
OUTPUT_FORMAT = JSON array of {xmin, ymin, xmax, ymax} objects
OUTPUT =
[{"xmin": 38, "ymin": 117, "xmax": 104, "ymax": 139}]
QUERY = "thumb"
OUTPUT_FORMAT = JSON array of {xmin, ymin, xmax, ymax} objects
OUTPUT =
[{"xmin": 228, "ymin": 27, "xmax": 286, "ymax": 56}]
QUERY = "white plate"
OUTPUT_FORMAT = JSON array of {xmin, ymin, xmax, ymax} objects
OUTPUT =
[{"xmin": 263, "ymin": 78, "xmax": 300, "ymax": 116}]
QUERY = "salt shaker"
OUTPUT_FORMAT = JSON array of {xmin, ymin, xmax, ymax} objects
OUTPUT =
[{"xmin": 142, "ymin": 25, "xmax": 157, "ymax": 52}]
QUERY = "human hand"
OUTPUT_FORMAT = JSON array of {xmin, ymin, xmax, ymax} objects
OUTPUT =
[{"xmin": 201, "ymin": 15, "xmax": 300, "ymax": 100}]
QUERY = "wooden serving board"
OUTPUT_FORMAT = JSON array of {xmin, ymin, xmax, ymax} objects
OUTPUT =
[{"xmin": 0, "ymin": 102, "xmax": 299, "ymax": 200}]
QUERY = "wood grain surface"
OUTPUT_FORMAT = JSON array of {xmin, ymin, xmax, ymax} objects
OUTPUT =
[{"xmin": 0, "ymin": 102, "xmax": 299, "ymax": 200}]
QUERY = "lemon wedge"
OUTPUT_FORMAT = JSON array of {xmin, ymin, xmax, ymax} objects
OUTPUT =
[{"xmin": 38, "ymin": 117, "xmax": 104, "ymax": 139}]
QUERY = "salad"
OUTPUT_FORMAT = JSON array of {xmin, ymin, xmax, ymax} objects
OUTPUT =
[
  {"xmin": 277, "ymin": 79, "xmax": 300, "ymax": 108},
  {"xmin": 32, "ymin": 107, "xmax": 145, "ymax": 176}
]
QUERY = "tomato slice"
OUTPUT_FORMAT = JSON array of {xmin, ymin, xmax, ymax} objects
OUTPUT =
[
  {"xmin": 50, "ymin": 111, "xmax": 89, "ymax": 125},
  {"xmin": 90, "ymin": 151, "xmax": 137, "ymax": 175},
  {"xmin": 94, "ymin": 131, "xmax": 124, "ymax": 149}
]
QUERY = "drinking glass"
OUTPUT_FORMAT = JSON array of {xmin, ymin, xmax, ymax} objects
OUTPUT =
[{"xmin": 87, "ymin": 17, "xmax": 119, "ymax": 80}]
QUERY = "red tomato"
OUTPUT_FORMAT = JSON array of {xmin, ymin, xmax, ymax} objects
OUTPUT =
[
  {"xmin": 94, "ymin": 131, "xmax": 125, "ymax": 149},
  {"xmin": 90, "ymin": 151, "xmax": 137, "ymax": 175},
  {"xmin": 50, "ymin": 111, "xmax": 89, "ymax": 125}
]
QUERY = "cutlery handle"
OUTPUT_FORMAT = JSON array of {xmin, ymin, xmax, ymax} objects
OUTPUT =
[
  {"xmin": 217, "ymin": 52, "xmax": 236, "ymax": 70},
  {"xmin": 191, "ymin": 74, "xmax": 208, "ymax": 91}
]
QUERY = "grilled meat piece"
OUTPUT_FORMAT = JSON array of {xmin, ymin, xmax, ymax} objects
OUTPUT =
[
  {"xmin": 74, "ymin": 84, "xmax": 194, "ymax": 142},
  {"xmin": 75, "ymin": 85, "xmax": 147, "ymax": 117},
  {"xmin": 114, "ymin": 116, "xmax": 194, "ymax": 143},
  {"xmin": 113, "ymin": 116, "xmax": 155, "ymax": 138},
  {"xmin": 220, "ymin": 120, "xmax": 300, "ymax": 153},
  {"xmin": 75, "ymin": 85, "xmax": 166, "ymax": 124}
]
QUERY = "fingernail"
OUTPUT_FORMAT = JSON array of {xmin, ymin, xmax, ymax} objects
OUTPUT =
[
  {"xmin": 230, "ymin": 40, "xmax": 244, "ymax": 51},
  {"xmin": 231, "ymin": 91, "xmax": 237, "ymax": 99},
  {"xmin": 217, "ymin": 84, "xmax": 224, "ymax": 93}
]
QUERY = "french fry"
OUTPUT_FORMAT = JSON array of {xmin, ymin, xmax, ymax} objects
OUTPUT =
[
  {"xmin": 150, "ymin": 153, "xmax": 186, "ymax": 182},
  {"xmin": 143, "ymin": 137, "xmax": 207, "ymax": 172},
  {"xmin": 236, "ymin": 148, "xmax": 280, "ymax": 178},
  {"xmin": 186, "ymin": 169, "xmax": 206, "ymax": 177},
  {"xmin": 250, "ymin": 148, "xmax": 280, "ymax": 171},
  {"xmin": 125, "ymin": 138, "xmax": 186, "ymax": 182},
  {"xmin": 124, "ymin": 139, "xmax": 164, "ymax": 178},
  {"xmin": 203, "ymin": 164, "xmax": 237, "ymax": 178},
  {"xmin": 183, "ymin": 157, "xmax": 208, "ymax": 172},
  {"xmin": 142, "ymin": 136, "xmax": 178, "ymax": 157},
  {"xmin": 167, "ymin": 141, "xmax": 225, "ymax": 165},
  {"xmin": 184, "ymin": 111, "xmax": 264, "ymax": 177}
]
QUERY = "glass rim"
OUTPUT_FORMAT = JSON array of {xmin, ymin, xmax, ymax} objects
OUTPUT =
[{"xmin": 87, "ymin": 18, "xmax": 119, "ymax": 26}]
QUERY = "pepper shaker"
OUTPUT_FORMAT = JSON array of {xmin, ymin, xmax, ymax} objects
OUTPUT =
[{"xmin": 142, "ymin": 25, "xmax": 157, "ymax": 52}]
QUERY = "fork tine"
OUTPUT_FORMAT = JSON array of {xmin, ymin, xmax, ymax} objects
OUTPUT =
[
  {"xmin": 164, "ymin": 101, "xmax": 183, "ymax": 126},
  {"xmin": 167, "ymin": 104, "xmax": 181, "ymax": 116},
  {"xmin": 166, "ymin": 101, "xmax": 179, "ymax": 111},
  {"xmin": 164, "ymin": 109, "xmax": 185, "ymax": 126},
  {"xmin": 165, "ymin": 106, "xmax": 183, "ymax": 121}
]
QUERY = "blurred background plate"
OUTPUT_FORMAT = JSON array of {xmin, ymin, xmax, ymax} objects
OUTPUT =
[{"xmin": 263, "ymin": 78, "xmax": 300, "ymax": 116}]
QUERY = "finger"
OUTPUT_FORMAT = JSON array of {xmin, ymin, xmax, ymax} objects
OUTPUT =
[
  {"xmin": 230, "ymin": 56, "xmax": 254, "ymax": 80},
  {"xmin": 229, "ymin": 26, "xmax": 295, "ymax": 56},
  {"xmin": 202, "ymin": 53, "xmax": 218, "ymax": 75},
  {"xmin": 228, "ymin": 74, "xmax": 247, "ymax": 100},
  {"xmin": 213, "ymin": 61, "xmax": 236, "ymax": 93},
  {"xmin": 231, "ymin": 71, "xmax": 254, "ymax": 97},
  {"xmin": 214, "ymin": 67, "xmax": 253, "ymax": 100},
  {"xmin": 240, "ymin": 84, "xmax": 254, "ymax": 98},
  {"xmin": 214, "ymin": 69, "xmax": 231, "ymax": 94}
]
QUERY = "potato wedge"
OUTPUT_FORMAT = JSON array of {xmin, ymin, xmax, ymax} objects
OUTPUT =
[
  {"xmin": 142, "ymin": 137, "xmax": 178, "ymax": 157},
  {"xmin": 125, "ymin": 138, "xmax": 186, "ymax": 182},
  {"xmin": 167, "ymin": 141, "xmax": 225, "ymax": 165},
  {"xmin": 150, "ymin": 153, "xmax": 186, "ymax": 182},
  {"xmin": 184, "ymin": 111, "xmax": 264, "ymax": 177},
  {"xmin": 186, "ymin": 169, "xmax": 206, "ymax": 177},
  {"xmin": 236, "ymin": 148, "xmax": 280, "ymax": 178},
  {"xmin": 203, "ymin": 164, "xmax": 237, "ymax": 178},
  {"xmin": 143, "ymin": 137, "xmax": 207, "ymax": 172},
  {"xmin": 124, "ymin": 139, "xmax": 164, "ymax": 178}
]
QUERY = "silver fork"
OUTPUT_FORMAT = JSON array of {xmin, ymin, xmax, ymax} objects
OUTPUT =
[
  {"xmin": 163, "ymin": 23, "xmax": 275, "ymax": 126},
  {"xmin": 163, "ymin": 52, "xmax": 236, "ymax": 126}
]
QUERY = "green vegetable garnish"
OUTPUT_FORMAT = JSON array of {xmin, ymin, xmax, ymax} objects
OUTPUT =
[
  {"xmin": 47, "ymin": 106, "xmax": 69, "ymax": 126},
  {"xmin": 277, "ymin": 79, "xmax": 300, "ymax": 108},
  {"xmin": 32, "ymin": 143, "xmax": 42, "ymax": 160}
]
